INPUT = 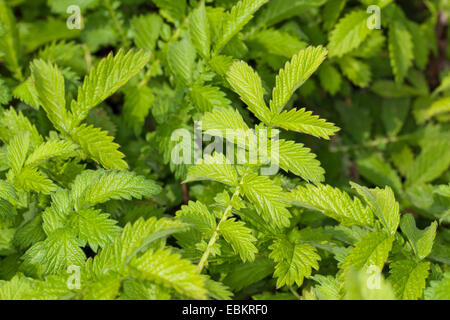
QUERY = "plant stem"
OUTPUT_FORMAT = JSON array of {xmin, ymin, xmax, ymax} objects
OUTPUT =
[{"xmin": 197, "ymin": 186, "xmax": 241, "ymax": 274}]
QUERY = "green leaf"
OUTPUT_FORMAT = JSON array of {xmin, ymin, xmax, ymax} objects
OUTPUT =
[
  {"xmin": 290, "ymin": 183, "xmax": 374, "ymax": 227},
  {"xmin": 338, "ymin": 56, "xmax": 371, "ymax": 88},
  {"xmin": 189, "ymin": 84, "xmax": 231, "ymax": 112},
  {"xmin": 167, "ymin": 38, "xmax": 196, "ymax": 86},
  {"xmin": 226, "ymin": 61, "xmax": 272, "ymax": 124},
  {"xmin": 74, "ymin": 169, "xmax": 161, "ymax": 207},
  {"xmin": 388, "ymin": 260, "xmax": 430, "ymax": 300},
  {"xmin": 270, "ymin": 46, "xmax": 327, "ymax": 113},
  {"xmin": 219, "ymin": 218, "xmax": 257, "ymax": 262},
  {"xmin": 31, "ymin": 59, "xmax": 72, "ymax": 132},
  {"xmin": 0, "ymin": 108, "xmax": 42, "ymax": 145},
  {"xmin": 388, "ymin": 21, "xmax": 414, "ymax": 84},
  {"xmin": 131, "ymin": 14, "xmax": 163, "ymax": 50},
  {"xmin": 7, "ymin": 132, "xmax": 30, "ymax": 174},
  {"xmin": 0, "ymin": 180, "xmax": 16, "ymax": 201},
  {"xmin": 25, "ymin": 139, "xmax": 78, "ymax": 167},
  {"xmin": 123, "ymin": 84, "xmax": 153, "ymax": 135},
  {"xmin": 185, "ymin": 153, "xmax": 238, "ymax": 186},
  {"xmin": 71, "ymin": 208, "xmax": 121, "ymax": 252},
  {"xmin": 176, "ymin": 200, "xmax": 216, "ymax": 237},
  {"xmin": 130, "ymin": 248, "xmax": 207, "ymax": 299},
  {"xmin": 152, "ymin": 0, "xmax": 186, "ymax": 23},
  {"xmin": 189, "ymin": 1, "xmax": 210, "ymax": 59},
  {"xmin": 400, "ymin": 214, "xmax": 437, "ymax": 260},
  {"xmin": 241, "ymin": 173, "xmax": 291, "ymax": 229},
  {"xmin": 342, "ymin": 231, "xmax": 394, "ymax": 275},
  {"xmin": 71, "ymin": 49, "xmax": 151, "ymax": 125},
  {"xmin": 202, "ymin": 107, "xmax": 249, "ymax": 132},
  {"xmin": 406, "ymin": 140, "xmax": 450, "ymax": 186},
  {"xmin": 328, "ymin": 10, "xmax": 372, "ymax": 58},
  {"xmin": 214, "ymin": 0, "xmax": 269, "ymax": 54},
  {"xmin": 343, "ymin": 267, "xmax": 396, "ymax": 300},
  {"xmin": 248, "ymin": 29, "xmax": 306, "ymax": 58},
  {"xmin": 355, "ymin": 152, "xmax": 402, "ymax": 194},
  {"xmin": 269, "ymin": 237, "xmax": 320, "ymax": 287},
  {"xmin": 276, "ymin": 139, "xmax": 325, "ymax": 183},
  {"xmin": 271, "ymin": 108, "xmax": 339, "ymax": 139},
  {"xmin": 71, "ymin": 124, "xmax": 127, "ymax": 170},
  {"xmin": 0, "ymin": 1, "xmax": 22, "ymax": 80},
  {"xmin": 318, "ymin": 63, "xmax": 342, "ymax": 95},
  {"xmin": 424, "ymin": 272, "xmax": 450, "ymax": 300},
  {"xmin": 15, "ymin": 167, "xmax": 57, "ymax": 195},
  {"xmin": 351, "ymin": 183, "xmax": 400, "ymax": 235},
  {"xmin": 22, "ymin": 228, "xmax": 86, "ymax": 276}
]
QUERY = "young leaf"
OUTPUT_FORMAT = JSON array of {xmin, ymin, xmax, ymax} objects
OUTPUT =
[
  {"xmin": 71, "ymin": 124, "xmax": 127, "ymax": 170},
  {"xmin": 400, "ymin": 214, "xmax": 437, "ymax": 260},
  {"xmin": 214, "ymin": 0, "xmax": 269, "ymax": 54},
  {"xmin": 342, "ymin": 231, "xmax": 394, "ymax": 275},
  {"xmin": 269, "ymin": 237, "xmax": 320, "ymax": 288},
  {"xmin": 241, "ymin": 173, "xmax": 291, "ymax": 229},
  {"xmin": 71, "ymin": 49, "xmax": 151, "ymax": 125},
  {"xmin": 271, "ymin": 108, "xmax": 339, "ymax": 139},
  {"xmin": 31, "ymin": 60, "xmax": 72, "ymax": 132},
  {"xmin": 351, "ymin": 183, "xmax": 400, "ymax": 235},
  {"xmin": 389, "ymin": 260, "xmax": 430, "ymax": 300},
  {"xmin": 185, "ymin": 154, "xmax": 238, "ymax": 186},
  {"xmin": 328, "ymin": 10, "xmax": 372, "ymax": 58},
  {"xmin": 226, "ymin": 61, "xmax": 272, "ymax": 124},
  {"xmin": 219, "ymin": 218, "xmax": 257, "ymax": 262},
  {"xmin": 270, "ymin": 46, "xmax": 327, "ymax": 113},
  {"xmin": 388, "ymin": 21, "xmax": 414, "ymax": 84},
  {"xmin": 290, "ymin": 183, "xmax": 374, "ymax": 227},
  {"xmin": 189, "ymin": 1, "xmax": 210, "ymax": 59}
]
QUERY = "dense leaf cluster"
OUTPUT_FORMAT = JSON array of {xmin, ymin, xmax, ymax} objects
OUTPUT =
[{"xmin": 0, "ymin": 0, "xmax": 449, "ymax": 300}]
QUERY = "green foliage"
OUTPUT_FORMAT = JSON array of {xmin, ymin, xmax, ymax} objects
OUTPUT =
[{"xmin": 0, "ymin": 0, "xmax": 448, "ymax": 301}]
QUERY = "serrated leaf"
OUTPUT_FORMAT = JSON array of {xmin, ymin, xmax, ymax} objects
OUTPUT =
[
  {"xmin": 424, "ymin": 272, "xmax": 450, "ymax": 300},
  {"xmin": 241, "ymin": 173, "xmax": 291, "ymax": 229},
  {"xmin": 16, "ymin": 167, "xmax": 57, "ymax": 195},
  {"xmin": 318, "ymin": 63, "xmax": 342, "ymax": 95},
  {"xmin": 328, "ymin": 10, "xmax": 372, "ymax": 58},
  {"xmin": 190, "ymin": 1, "xmax": 210, "ymax": 59},
  {"xmin": 214, "ymin": 0, "xmax": 269, "ymax": 54},
  {"xmin": 342, "ymin": 231, "xmax": 394, "ymax": 275},
  {"xmin": 219, "ymin": 218, "xmax": 257, "ymax": 262},
  {"xmin": 406, "ymin": 140, "xmax": 450, "ymax": 186},
  {"xmin": 269, "ymin": 237, "xmax": 320, "ymax": 287},
  {"xmin": 76, "ymin": 169, "xmax": 161, "ymax": 207},
  {"xmin": 351, "ymin": 183, "xmax": 400, "ymax": 235},
  {"xmin": 167, "ymin": 38, "xmax": 196, "ymax": 86},
  {"xmin": 130, "ymin": 248, "xmax": 207, "ymax": 299},
  {"xmin": 131, "ymin": 14, "xmax": 163, "ymax": 51},
  {"xmin": 71, "ymin": 49, "xmax": 151, "ymax": 125},
  {"xmin": 22, "ymin": 229, "xmax": 86, "ymax": 276},
  {"xmin": 185, "ymin": 153, "xmax": 238, "ymax": 186},
  {"xmin": 290, "ymin": 183, "xmax": 374, "ymax": 227},
  {"xmin": 25, "ymin": 139, "xmax": 78, "ymax": 167},
  {"xmin": 271, "ymin": 108, "xmax": 339, "ymax": 139},
  {"xmin": 189, "ymin": 84, "xmax": 231, "ymax": 112},
  {"xmin": 388, "ymin": 21, "xmax": 414, "ymax": 84},
  {"xmin": 7, "ymin": 132, "xmax": 30, "ymax": 174},
  {"xmin": 389, "ymin": 260, "xmax": 429, "ymax": 300},
  {"xmin": 400, "ymin": 214, "xmax": 437, "ymax": 260},
  {"xmin": 71, "ymin": 124, "xmax": 127, "ymax": 170},
  {"xmin": 276, "ymin": 139, "xmax": 325, "ymax": 183},
  {"xmin": 31, "ymin": 59, "xmax": 71, "ymax": 132},
  {"xmin": 227, "ymin": 61, "xmax": 271, "ymax": 124},
  {"xmin": 338, "ymin": 56, "xmax": 371, "ymax": 88}
]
